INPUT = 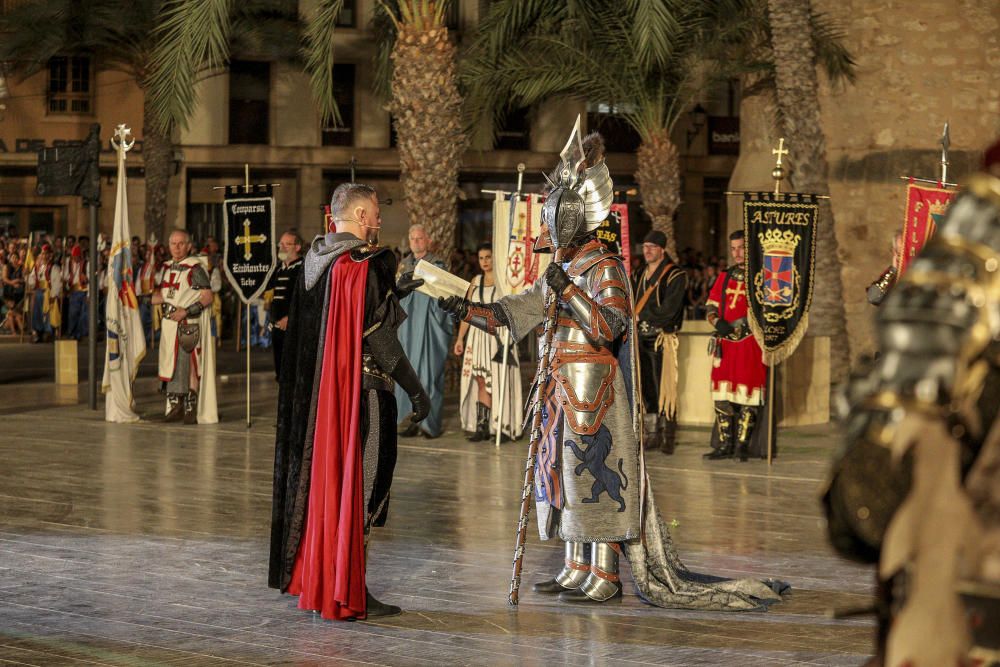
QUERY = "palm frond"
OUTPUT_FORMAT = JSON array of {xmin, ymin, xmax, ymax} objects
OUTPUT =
[
  {"xmin": 145, "ymin": 0, "xmax": 235, "ymax": 133},
  {"xmin": 370, "ymin": 3, "xmax": 398, "ymax": 101},
  {"xmin": 624, "ymin": 0, "xmax": 684, "ymax": 70},
  {"xmin": 301, "ymin": 0, "xmax": 345, "ymax": 126},
  {"xmin": 809, "ymin": 9, "xmax": 856, "ymax": 85}
]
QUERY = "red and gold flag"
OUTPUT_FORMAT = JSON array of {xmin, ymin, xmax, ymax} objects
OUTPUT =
[{"xmin": 900, "ymin": 181, "xmax": 955, "ymax": 274}]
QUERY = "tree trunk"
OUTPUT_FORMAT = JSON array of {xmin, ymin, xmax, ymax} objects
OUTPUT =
[
  {"xmin": 635, "ymin": 128, "xmax": 681, "ymax": 260},
  {"xmin": 766, "ymin": 0, "xmax": 850, "ymax": 386},
  {"xmin": 142, "ymin": 98, "xmax": 174, "ymax": 244},
  {"xmin": 389, "ymin": 23, "xmax": 465, "ymax": 255}
]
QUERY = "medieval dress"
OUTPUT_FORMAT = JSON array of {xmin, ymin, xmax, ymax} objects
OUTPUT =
[
  {"xmin": 270, "ymin": 232, "xmax": 421, "ymax": 621},
  {"xmin": 459, "ymin": 274, "xmax": 523, "ymax": 439},
  {"xmin": 706, "ymin": 265, "xmax": 771, "ymax": 458},
  {"xmin": 395, "ymin": 252, "xmax": 453, "ymax": 437},
  {"xmin": 491, "ymin": 238, "xmax": 784, "ymax": 609},
  {"xmin": 157, "ymin": 256, "xmax": 218, "ymax": 424}
]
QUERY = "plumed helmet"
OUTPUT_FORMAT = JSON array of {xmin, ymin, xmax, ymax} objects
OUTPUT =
[{"xmin": 542, "ymin": 116, "xmax": 614, "ymax": 250}]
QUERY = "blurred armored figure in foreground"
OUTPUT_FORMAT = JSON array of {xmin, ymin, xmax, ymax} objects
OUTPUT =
[{"xmin": 824, "ymin": 141, "xmax": 1000, "ymax": 666}]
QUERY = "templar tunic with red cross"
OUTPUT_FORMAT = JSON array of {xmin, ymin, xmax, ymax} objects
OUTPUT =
[
  {"xmin": 157, "ymin": 257, "xmax": 210, "ymax": 383},
  {"xmin": 706, "ymin": 266, "xmax": 766, "ymax": 406}
]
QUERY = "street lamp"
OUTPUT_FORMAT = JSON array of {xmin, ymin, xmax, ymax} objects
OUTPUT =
[{"xmin": 685, "ymin": 103, "xmax": 707, "ymax": 149}]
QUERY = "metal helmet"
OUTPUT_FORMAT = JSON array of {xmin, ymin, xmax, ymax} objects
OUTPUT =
[{"xmin": 541, "ymin": 115, "xmax": 615, "ymax": 251}]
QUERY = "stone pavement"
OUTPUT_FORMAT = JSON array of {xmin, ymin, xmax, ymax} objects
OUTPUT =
[{"xmin": 0, "ymin": 374, "xmax": 875, "ymax": 666}]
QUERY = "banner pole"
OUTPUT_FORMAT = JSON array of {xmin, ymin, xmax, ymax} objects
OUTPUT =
[
  {"xmin": 244, "ymin": 164, "xmax": 251, "ymax": 429},
  {"xmin": 767, "ymin": 364, "xmax": 775, "ymax": 466},
  {"xmin": 494, "ymin": 164, "xmax": 525, "ymax": 450},
  {"xmin": 494, "ymin": 333, "xmax": 511, "ymax": 449}
]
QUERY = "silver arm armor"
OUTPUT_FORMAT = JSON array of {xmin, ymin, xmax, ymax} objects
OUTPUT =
[{"xmin": 563, "ymin": 257, "xmax": 631, "ymax": 347}]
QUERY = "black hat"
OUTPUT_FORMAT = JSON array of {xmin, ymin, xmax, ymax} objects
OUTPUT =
[{"xmin": 643, "ymin": 230, "xmax": 667, "ymax": 249}]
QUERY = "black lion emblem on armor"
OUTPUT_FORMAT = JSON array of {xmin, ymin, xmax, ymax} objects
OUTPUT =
[{"xmin": 565, "ymin": 425, "xmax": 628, "ymax": 512}]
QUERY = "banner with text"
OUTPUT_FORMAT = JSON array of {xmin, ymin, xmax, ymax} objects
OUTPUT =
[
  {"xmin": 492, "ymin": 192, "xmax": 549, "ymax": 297},
  {"xmin": 222, "ymin": 185, "xmax": 277, "ymax": 303},
  {"xmin": 899, "ymin": 181, "xmax": 955, "ymax": 275},
  {"xmin": 743, "ymin": 193, "xmax": 818, "ymax": 365}
]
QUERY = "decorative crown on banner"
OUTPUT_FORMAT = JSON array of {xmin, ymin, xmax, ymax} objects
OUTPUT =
[{"xmin": 758, "ymin": 229, "xmax": 800, "ymax": 256}]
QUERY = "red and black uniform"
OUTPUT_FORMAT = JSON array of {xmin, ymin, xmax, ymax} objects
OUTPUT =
[{"xmin": 705, "ymin": 265, "xmax": 768, "ymax": 460}]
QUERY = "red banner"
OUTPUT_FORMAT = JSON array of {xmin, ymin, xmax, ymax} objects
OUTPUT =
[{"xmin": 900, "ymin": 182, "xmax": 955, "ymax": 274}]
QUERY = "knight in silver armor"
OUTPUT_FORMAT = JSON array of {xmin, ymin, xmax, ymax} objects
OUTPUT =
[
  {"xmin": 442, "ymin": 121, "xmax": 787, "ymax": 610},
  {"xmin": 825, "ymin": 144, "xmax": 1000, "ymax": 664}
]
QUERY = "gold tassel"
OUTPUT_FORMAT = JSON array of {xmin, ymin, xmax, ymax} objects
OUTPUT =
[{"xmin": 655, "ymin": 332, "xmax": 679, "ymax": 419}]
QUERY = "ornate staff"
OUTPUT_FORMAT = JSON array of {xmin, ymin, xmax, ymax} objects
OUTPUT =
[{"xmin": 508, "ymin": 243, "xmax": 564, "ymax": 606}]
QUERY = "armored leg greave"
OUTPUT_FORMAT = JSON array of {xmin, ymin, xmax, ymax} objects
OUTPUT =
[
  {"xmin": 735, "ymin": 406, "xmax": 757, "ymax": 462},
  {"xmin": 165, "ymin": 393, "xmax": 183, "ymax": 422},
  {"xmin": 533, "ymin": 541, "xmax": 589, "ymax": 593},
  {"xmin": 705, "ymin": 402, "xmax": 735, "ymax": 459},
  {"xmin": 560, "ymin": 542, "xmax": 622, "ymax": 603}
]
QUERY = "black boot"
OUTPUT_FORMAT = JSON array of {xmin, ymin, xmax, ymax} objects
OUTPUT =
[
  {"xmin": 735, "ymin": 406, "xmax": 757, "ymax": 462},
  {"xmin": 659, "ymin": 414, "xmax": 677, "ymax": 455},
  {"xmin": 183, "ymin": 391, "xmax": 198, "ymax": 425},
  {"xmin": 704, "ymin": 404, "xmax": 734, "ymax": 460},
  {"xmin": 467, "ymin": 402, "xmax": 490, "ymax": 442},
  {"xmin": 642, "ymin": 413, "xmax": 661, "ymax": 450},
  {"xmin": 363, "ymin": 590, "xmax": 402, "ymax": 618},
  {"xmin": 164, "ymin": 394, "xmax": 184, "ymax": 422}
]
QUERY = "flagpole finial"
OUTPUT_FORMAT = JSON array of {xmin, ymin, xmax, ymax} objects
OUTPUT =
[
  {"xmin": 771, "ymin": 137, "xmax": 789, "ymax": 196},
  {"xmin": 940, "ymin": 121, "xmax": 951, "ymax": 184},
  {"xmin": 111, "ymin": 124, "xmax": 135, "ymax": 155}
]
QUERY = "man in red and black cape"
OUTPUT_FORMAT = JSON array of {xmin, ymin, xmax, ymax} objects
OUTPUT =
[{"xmin": 269, "ymin": 183, "xmax": 429, "ymax": 620}]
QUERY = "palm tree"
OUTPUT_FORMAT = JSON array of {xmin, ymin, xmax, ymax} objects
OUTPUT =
[
  {"xmin": 374, "ymin": 1, "xmax": 465, "ymax": 254},
  {"xmin": 463, "ymin": 0, "xmax": 854, "ymax": 262},
  {"xmin": 766, "ymin": 0, "xmax": 852, "ymax": 384},
  {"xmin": 152, "ymin": 0, "xmax": 466, "ymax": 255},
  {"xmin": 0, "ymin": 0, "xmax": 298, "ymax": 244},
  {"xmin": 463, "ymin": 1, "xmax": 705, "ymax": 258}
]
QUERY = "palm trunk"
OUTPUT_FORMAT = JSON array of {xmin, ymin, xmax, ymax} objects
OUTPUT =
[
  {"xmin": 389, "ymin": 20, "xmax": 465, "ymax": 255},
  {"xmin": 142, "ymin": 98, "xmax": 174, "ymax": 244},
  {"xmin": 766, "ymin": 0, "xmax": 850, "ymax": 386},
  {"xmin": 635, "ymin": 128, "xmax": 681, "ymax": 259}
]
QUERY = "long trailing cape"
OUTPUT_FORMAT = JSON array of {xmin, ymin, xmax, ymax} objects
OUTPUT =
[{"xmin": 268, "ymin": 235, "xmax": 366, "ymax": 598}]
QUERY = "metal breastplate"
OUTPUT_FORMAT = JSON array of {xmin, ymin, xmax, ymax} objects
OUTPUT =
[{"xmin": 547, "ymin": 287, "xmax": 619, "ymax": 436}]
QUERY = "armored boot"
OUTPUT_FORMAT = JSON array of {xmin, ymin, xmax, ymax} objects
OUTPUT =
[
  {"xmin": 704, "ymin": 404, "xmax": 735, "ymax": 459},
  {"xmin": 559, "ymin": 542, "xmax": 622, "ymax": 603},
  {"xmin": 183, "ymin": 390, "xmax": 198, "ymax": 425},
  {"xmin": 659, "ymin": 414, "xmax": 677, "ymax": 455},
  {"xmin": 164, "ymin": 393, "xmax": 184, "ymax": 422},
  {"xmin": 735, "ymin": 406, "xmax": 757, "ymax": 462},
  {"xmin": 533, "ymin": 542, "xmax": 589, "ymax": 593},
  {"xmin": 467, "ymin": 403, "xmax": 490, "ymax": 442}
]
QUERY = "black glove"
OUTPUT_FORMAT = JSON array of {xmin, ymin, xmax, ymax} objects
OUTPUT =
[
  {"xmin": 395, "ymin": 272, "xmax": 424, "ymax": 300},
  {"xmin": 544, "ymin": 262, "xmax": 572, "ymax": 294},
  {"xmin": 438, "ymin": 296, "xmax": 469, "ymax": 319},
  {"xmin": 713, "ymin": 318, "xmax": 734, "ymax": 337},
  {"xmin": 389, "ymin": 356, "xmax": 431, "ymax": 423}
]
